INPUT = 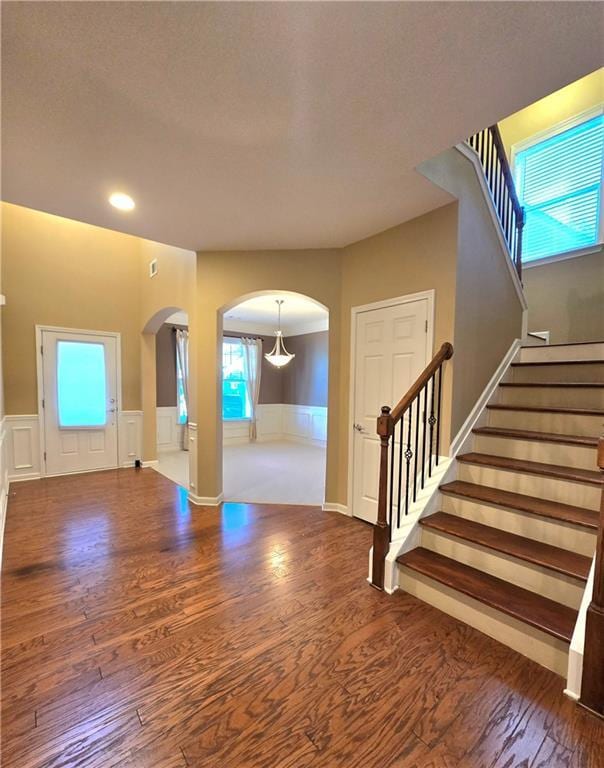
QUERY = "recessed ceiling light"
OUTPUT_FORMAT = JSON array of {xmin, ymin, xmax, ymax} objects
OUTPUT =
[{"xmin": 109, "ymin": 192, "xmax": 135, "ymax": 211}]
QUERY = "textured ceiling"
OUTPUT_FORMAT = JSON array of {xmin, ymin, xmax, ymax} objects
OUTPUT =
[{"xmin": 2, "ymin": 2, "xmax": 602, "ymax": 251}]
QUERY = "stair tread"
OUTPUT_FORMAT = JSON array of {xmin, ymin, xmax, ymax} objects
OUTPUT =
[
  {"xmin": 420, "ymin": 511, "xmax": 591, "ymax": 581},
  {"xmin": 500, "ymin": 382, "xmax": 604, "ymax": 388},
  {"xmin": 512, "ymin": 359, "xmax": 604, "ymax": 367},
  {"xmin": 397, "ymin": 548, "xmax": 577, "ymax": 642},
  {"xmin": 439, "ymin": 480, "xmax": 599, "ymax": 529},
  {"xmin": 457, "ymin": 452, "xmax": 603, "ymax": 487},
  {"xmin": 487, "ymin": 404, "xmax": 604, "ymax": 416},
  {"xmin": 473, "ymin": 427, "xmax": 599, "ymax": 447}
]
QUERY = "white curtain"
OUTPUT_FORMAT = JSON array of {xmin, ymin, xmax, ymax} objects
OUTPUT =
[
  {"xmin": 175, "ymin": 328, "xmax": 190, "ymax": 451},
  {"xmin": 241, "ymin": 337, "xmax": 262, "ymax": 441}
]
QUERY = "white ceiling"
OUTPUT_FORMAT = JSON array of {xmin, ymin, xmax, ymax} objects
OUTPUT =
[
  {"xmin": 224, "ymin": 293, "xmax": 328, "ymax": 337},
  {"xmin": 2, "ymin": 3, "xmax": 602, "ymax": 251}
]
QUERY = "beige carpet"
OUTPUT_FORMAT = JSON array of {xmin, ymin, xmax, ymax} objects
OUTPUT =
[{"xmin": 156, "ymin": 440, "xmax": 326, "ymax": 505}]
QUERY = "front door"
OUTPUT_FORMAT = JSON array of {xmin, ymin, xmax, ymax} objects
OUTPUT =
[
  {"xmin": 352, "ymin": 298, "xmax": 430, "ymax": 523},
  {"xmin": 41, "ymin": 329, "xmax": 119, "ymax": 476}
]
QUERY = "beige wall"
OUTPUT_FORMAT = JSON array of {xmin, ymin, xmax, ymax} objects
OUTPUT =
[
  {"xmin": 1, "ymin": 202, "xmax": 197, "ymax": 469},
  {"xmin": 499, "ymin": 68, "xmax": 603, "ymax": 159},
  {"xmin": 339, "ymin": 203, "xmax": 458, "ymax": 502},
  {"xmin": 194, "ymin": 250, "xmax": 342, "ymax": 502},
  {"xmin": 523, "ymin": 249, "xmax": 604, "ymax": 343},
  {"xmin": 1, "ymin": 202, "xmax": 142, "ymax": 414}
]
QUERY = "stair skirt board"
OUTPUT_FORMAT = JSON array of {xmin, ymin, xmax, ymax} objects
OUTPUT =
[
  {"xmin": 440, "ymin": 495, "xmax": 597, "ymax": 558},
  {"xmin": 511, "ymin": 362, "xmax": 604, "ymax": 384},
  {"xmin": 486, "ymin": 408, "xmax": 603, "ymax": 436},
  {"xmin": 457, "ymin": 464, "xmax": 601, "ymax": 511},
  {"xmin": 498, "ymin": 386, "xmax": 604, "ymax": 410},
  {"xmin": 472, "ymin": 435, "xmax": 598, "ymax": 471},
  {"xmin": 419, "ymin": 529, "xmax": 584, "ymax": 609},
  {"xmin": 398, "ymin": 567, "xmax": 570, "ymax": 676}
]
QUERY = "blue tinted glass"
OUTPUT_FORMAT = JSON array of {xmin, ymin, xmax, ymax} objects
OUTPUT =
[
  {"xmin": 57, "ymin": 341, "xmax": 107, "ymax": 427},
  {"xmin": 222, "ymin": 341, "xmax": 250, "ymax": 420}
]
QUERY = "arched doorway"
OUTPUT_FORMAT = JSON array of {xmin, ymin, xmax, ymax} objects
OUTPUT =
[
  {"xmin": 218, "ymin": 290, "xmax": 329, "ymax": 505},
  {"xmin": 142, "ymin": 306, "xmax": 192, "ymax": 490}
]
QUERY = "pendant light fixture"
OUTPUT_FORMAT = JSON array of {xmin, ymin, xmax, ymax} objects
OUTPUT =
[{"xmin": 264, "ymin": 299, "xmax": 295, "ymax": 368}]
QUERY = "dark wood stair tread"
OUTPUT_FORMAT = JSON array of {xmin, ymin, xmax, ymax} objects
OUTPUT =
[
  {"xmin": 512, "ymin": 359, "xmax": 604, "ymax": 367},
  {"xmin": 473, "ymin": 426, "xmax": 599, "ymax": 448},
  {"xmin": 420, "ymin": 512, "xmax": 591, "ymax": 581},
  {"xmin": 488, "ymin": 404, "xmax": 604, "ymax": 416},
  {"xmin": 500, "ymin": 382, "xmax": 604, "ymax": 389},
  {"xmin": 457, "ymin": 452, "xmax": 603, "ymax": 487},
  {"xmin": 397, "ymin": 548, "xmax": 577, "ymax": 643},
  {"xmin": 439, "ymin": 480, "xmax": 599, "ymax": 529}
]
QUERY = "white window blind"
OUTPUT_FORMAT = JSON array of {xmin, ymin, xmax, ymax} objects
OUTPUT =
[{"xmin": 515, "ymin": 114, "xmax": 603, "ymax": 262}]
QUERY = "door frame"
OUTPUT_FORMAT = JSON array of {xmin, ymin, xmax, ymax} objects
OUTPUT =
[
  {"xmin": 347, "ymin": 290, "xmax": 435, "ymax": 520},
  {"xmin": 35, "ymin": 325, "xmax": 123, "ymax": 478}
]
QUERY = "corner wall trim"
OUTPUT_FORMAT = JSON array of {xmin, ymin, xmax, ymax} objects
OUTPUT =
[
  {"xmin": 322, "ymin": 502, "xmax": 350, "ymax": 517},
  {"xmin": 188, "ymin": 492, "xmax": 224, "ymax": 507}
]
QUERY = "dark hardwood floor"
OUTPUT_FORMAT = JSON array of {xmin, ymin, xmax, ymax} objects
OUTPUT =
[{"xmin": 1, "ymin": 469, "xmax": 602, "ymax": 767}]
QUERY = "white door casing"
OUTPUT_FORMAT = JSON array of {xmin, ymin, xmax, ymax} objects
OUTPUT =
[
  {"xmin": 38, "ymin": 328, "xmax": 120, "ymax": 476},
  {"xmin": 351, "ymin": 294, "xmax": 432, "ymax": 523}
]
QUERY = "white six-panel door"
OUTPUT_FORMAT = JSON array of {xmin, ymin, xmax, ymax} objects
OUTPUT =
[
  {"xmin": 40, "ymin": 329, "xmax": 119, "ymax": 476},
  {"xmin": 352, "ymin": 298, "xmax": 430, "ymax": 523}
]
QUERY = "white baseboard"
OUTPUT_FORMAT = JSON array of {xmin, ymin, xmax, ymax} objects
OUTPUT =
[
  {"xmin": 322, "ymin": 502, "xmax": 350, "ymax": 516},
  {"xmin": 188, "ymin": 491, "xmax": 224, "ymax": 507},
  {"xmin": 142, "ymin": 459, "xmax": 159, "ymax": 469}
]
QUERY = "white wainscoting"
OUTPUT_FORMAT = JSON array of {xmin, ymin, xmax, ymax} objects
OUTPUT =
[
  {"xmin": 224, "ymin": 404, "xmax": 327, "ymax": 447},
  {"xmin": 5, "ymin": 412, "xmax": 143, "ymax": 480},
  {"xmin": 118, "ymin": 410, "xmax": 143, "ymax": 467},
  {"xmin": 5, "ymin": 415, "xmax": 41, "ymax": 481},
  {"xmin": 157, "ymin": 406, "xmax": 185, "ymax": 452}
]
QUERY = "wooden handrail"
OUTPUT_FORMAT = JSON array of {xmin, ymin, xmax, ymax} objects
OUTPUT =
[
  {"xmin": 391, "ymin": 343, "xmax": 454, "ymax": 423},
  {"xmin": 580, "ymin": 436, "xmax": 604, "ymax": 716},
  {"xmin": 371, "ymin": 342, "xmax": 454, "ymax": 590}
]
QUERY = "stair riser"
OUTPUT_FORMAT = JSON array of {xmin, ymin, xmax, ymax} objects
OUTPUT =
[
  {"xmin": 473, "ymin": 435, "xmax": 598, "ymax": 471},
  {"xmin": 498, "ymin": 386, "xmax": 604, "ymax": 410},
  {"xmin": 487, "ymin": 408, "xmax": 603, "ymax": 437},
  {"xmin": 398, "ymin": 568, "xmax": 569, "ymax": 676},
  {"xmin": 420, "ymin": 529, "xmax": 584, "ymax": 609},
  {"xmin": 441, "ymin": 495, "xmax": 596, "ymax": 556},
  {"xmin": 457, "ymin": 464, "xmax": 600, "ymax": 511},
  {"xmin": 512, "ymin": 363, "xmax": 604, "ymax": 383},
  {"xmin": 519, "ymin": 344, "xmax": 604, "ymax": 363}
]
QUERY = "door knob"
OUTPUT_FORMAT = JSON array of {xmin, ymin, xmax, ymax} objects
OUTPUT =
[{"xmin": 353, "ymin": 423, "xmax": 365, "ymax": 433}]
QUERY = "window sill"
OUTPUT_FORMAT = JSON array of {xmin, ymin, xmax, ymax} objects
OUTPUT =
[
  {"xmin": 223, "ymin": 417, "xmax": 251, "ymax": 423},
  {"xmin": 523, "ymin": 243, "xmax": 603, "ymax": 269}
]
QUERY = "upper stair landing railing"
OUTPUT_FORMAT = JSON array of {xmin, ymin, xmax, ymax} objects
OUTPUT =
[
  {"xmin": 371, "ymin": 342, "xmax": 454, "ymax": 590},
  {"xmin": 467, "ymin": 125, "xmax": 525, "ymax": 280}
]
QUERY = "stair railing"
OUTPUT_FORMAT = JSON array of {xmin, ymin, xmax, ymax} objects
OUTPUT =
[
  {"xmin": 467, "ymin": 125, "xmax": 525, "ymax": 280},
  {"xmin": 371, "ymin": 342, "xmax": 454, "ymax": 590},
  {"xmin": 580, "ymin": 436, "xmax": 604, "ymax": 716}
]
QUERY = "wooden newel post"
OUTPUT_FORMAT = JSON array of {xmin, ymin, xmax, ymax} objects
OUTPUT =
[
  {"xmin": 580, "ymin": 436, "xmax": 604, "ymax": 716},
  {"xmin": 371, "ymin": 405, "xmax": 393, "ymax": 590}
]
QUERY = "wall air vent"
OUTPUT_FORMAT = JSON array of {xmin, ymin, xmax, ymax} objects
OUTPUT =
[{"xmin": 149, "ymin": 259, "xmax": 158, "ymax": 278}]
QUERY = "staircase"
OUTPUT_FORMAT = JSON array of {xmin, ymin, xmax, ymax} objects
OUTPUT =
[{"xmin": 397, "ymin": 342, "xmax": 603, "ymax": 676}]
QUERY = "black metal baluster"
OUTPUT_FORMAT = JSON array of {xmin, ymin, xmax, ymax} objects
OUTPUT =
[
  {"xmin": 396, "ymin": 418, "xmax": 404, "ymax": 528},
  {"xmin": 413, "ymin": 392, "xmax": 420, "ymax": 502},
  {"xmin": 389, "ymin": 419, "xmax": 395, "ymax": 527},
  {"xmin": 421, "ymin": 384, "xmax": 427, "ymax": 491},
  {"xmin": 435, "ymin": 365, "xmax": 443, "ymax": 465},
  {"xmin": 428, "ymin": 375, "xmax": 436, "ymax": 477},
  {"xmin": 404, "ymin": 402, "xmax": 413, "ymax": 516}
]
